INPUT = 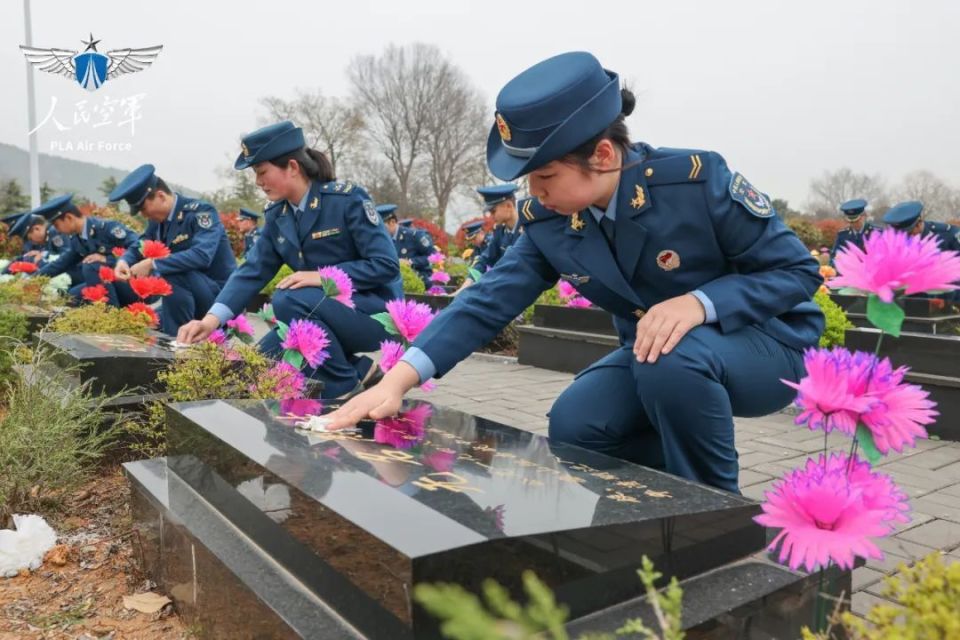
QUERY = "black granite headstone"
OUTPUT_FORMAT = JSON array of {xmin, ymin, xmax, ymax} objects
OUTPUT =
[
  {"xmin": 39, "ymin": 331, "xmax": 176, "ymax": 396},
  {"xmin": 157, "ymin": 398, "xmax": 765, "ymax": 640}
]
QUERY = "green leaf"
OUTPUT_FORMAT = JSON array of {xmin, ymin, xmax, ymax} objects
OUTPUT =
[
  {"xmin": 866, "ymin": 294, "xmax": 904, "ymax": 337},
  {"xmin": 275, "ymin": 319, "xmax": 289, "ymax": 341},
  {"xmin": 321, "ymin": 277, "xmax": 339, "ymax": 298},
  {"xmin": 371, "ymin": 312, "xmax": 399, "ymax": 336},
  {"xmin": 468, "ymin": 267, "xmax": 483, "ymax": 283},
  {"xmin": 283, "ymin": 349, "xmax": 304, "ymax": 370},
  {"xmin": 855, "ymin": 424, "xmax": 883, "ymax": 463}
]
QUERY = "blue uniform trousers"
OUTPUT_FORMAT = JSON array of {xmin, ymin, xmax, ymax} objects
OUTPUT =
[
  {"xmin": 548, "ymin": 325, "xmax": 805, "ymax": 493},
  {"xmin": 258, "ymin": 287, "xmax": 390, "ymax": 398},
  {"xmin": 160, "ymin": 271, "xmax": 223, "ymax": 337},
  {"xmin": 80, "ymin": 262, "xmax": 138, "ymax": 308}
]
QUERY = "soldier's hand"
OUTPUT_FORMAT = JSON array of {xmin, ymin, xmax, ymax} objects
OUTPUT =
[
  {"xmin": 24, "ymin": 250, "xmax": 42, "ymax": 262},
  {"xmin": 114, "ymin": 260, "xmax": 132, "ymax": 280},
  {"xmin": 276, "ymin": 270, "xmax": 323, "ymax": 290},
  {"xmin": 633, "ymin": 293, "xmax": 706, "ymax": 364},
  {"xmin": 177, "ymin": 315, "xmax": 219, "ymax": 344},
  {"xmin": 322, "ymin": 362, "xmax": 421, "ymax": 430},
  {"xmin": 82, "ymin": 253, "xmax": 107, "ymax": 264},
  {"xmin": 130, "ymin": 258, "xmax": 154, "ymax": 278}
]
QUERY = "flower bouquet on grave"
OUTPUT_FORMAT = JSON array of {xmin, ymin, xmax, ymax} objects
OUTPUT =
[
  {"xmin": 316, "ymin": 266, "xmax": 355, "ymax": 309},
  {"xmin": 755, "ymin": 228, "xmax": 960, "ymax": 632}
]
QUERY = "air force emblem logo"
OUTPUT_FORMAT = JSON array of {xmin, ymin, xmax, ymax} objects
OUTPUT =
[{"xmin": 20, "ymin": 33, "xmax": 162, "ymax": 92}]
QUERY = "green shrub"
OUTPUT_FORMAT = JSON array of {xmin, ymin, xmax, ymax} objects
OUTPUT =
[
  {"xmin": 0, "ymin": 276, "xmax": 52, "ymax": 307},
  {"xmin": 0, "ymin": 346, "xmax": 121, "ymax": 520},
  {"xmin": 785, "ymin": 217, "xmax": 824, "ymax": 249},
  {"xmin": 402, "ymin": 262, "xmax": 426, "ymax": 295},
  {"xmin": 803, "ymin": 552, "xmax": 960, "ymax": 640},
  {"xmin": 413, "ymin": 555, "xmax": 683, "ymax": 640},
  {"xmin": 50, "ymin": 304, "xmax": 152, "ymax": 337},
  {"xmin": 814, "ymin": 289, "xmax": 853, "ymax": 348},
  {"xmin": 261, "ymin": 264, "xmax": 294, "ymax": 296},
  {"xmin": 446, "ymin": 261, "xmax": 469, "ymax": 288},
  {"xmin": 0, "ymin": 309, "xmax": 29, "ymax": 390}
]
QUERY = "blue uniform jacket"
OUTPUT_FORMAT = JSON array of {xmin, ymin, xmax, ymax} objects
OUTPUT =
[
  {"xmin": 922, "ymin": 221, "xmax": 960, "ymax": 252},
  {"xmin": 395, "ymin": 226, "xmax": 433, "ymax": 280},
  {"xmin": 120, "ymin": 195, "xmax": 236, "ymax": 285},
  {"xmin": 472, "ymin": 219, "xmax": 522, "ymax": 273},
  {"xmin": 215, "ymin": 181, "xmax": 402, "ymax": 316},
  {"xmin": 39, "ymin": 217, "xmax": 140, "ymax": 276},
  {"xmin": 830, "ymin": 222, "xmax": 879, "ymax": 263},
  {"xmin": 244, "ymin": 228, "xmax": 261, "ymax": 256},
  {"xmin": 413, "ymin": 144, "xmax": 825, "ymax": 377}
]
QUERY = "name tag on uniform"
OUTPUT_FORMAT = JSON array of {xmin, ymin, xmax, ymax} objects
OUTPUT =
[
  {"xmin": 171, "ymin": 234, "xmax": 190, "ymax": 245},
  {"xmin": 311, "ymin": 228, "xmax": 341, "ymax": 240}
]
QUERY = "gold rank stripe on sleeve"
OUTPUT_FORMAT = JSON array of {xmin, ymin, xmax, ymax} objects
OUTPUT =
[
  {"xmin": 521, "ymin": 199, "xmax": 535, "ymax": 221},
  {"xmin": 688, "ymin": 154, "xmax": 703, "ymax": 180}
]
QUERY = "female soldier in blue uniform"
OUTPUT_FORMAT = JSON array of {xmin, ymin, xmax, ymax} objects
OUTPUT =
[
  {"xmin": 238, "ymin": 208, "xmax": 262, "ymax": 256},
  {"xmin": 177, "ymin": 121, "xmax": 402, "ymax": 398},
  {"xmin": 5, "ymin": 213, "xmax": 78, "ymax": 283},
  {"xmin": 325, "ymin": 52, "xmax": 823, "ymax": 493}
]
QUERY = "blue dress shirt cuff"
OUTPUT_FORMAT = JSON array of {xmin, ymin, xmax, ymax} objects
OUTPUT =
[
  {"xmin": 691, "ymin": 289, "xmax": 718, "ymax": 324},
  {"xmin": 399, "ymin": 347, "xmax": 437, "ymax": 384},
  {"xmin": 208, "ymin": 302, "xmax": 235, "ymax": 326}
]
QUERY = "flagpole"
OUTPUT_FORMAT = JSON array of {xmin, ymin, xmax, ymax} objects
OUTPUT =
[{"xmin": 23, "ymin": 0, "xmax": 40, "ymax": 207}]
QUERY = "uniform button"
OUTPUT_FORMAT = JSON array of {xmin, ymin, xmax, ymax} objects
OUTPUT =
[
  {"xmin": 633, "ymin": 309, "xmax": 646, "ymax": 319},
  {"xmin": 644, "ymin": 168, "xmax": 654, "ymax": 177}
]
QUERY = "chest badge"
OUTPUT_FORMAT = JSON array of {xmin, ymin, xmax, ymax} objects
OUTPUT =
[
  {"xmin": 656, "ymin": 250, "xmax": 680, "ymax": 271},
  {"xmin": 630, "ymin": 185, "xmax": 646, "ymax": 209},
  {"xmin": 309, "ymin": 196, "xmax": 319, "ymax": 209},
  {"xmin": 570, "ymin": 213, "xmax": 585, "ymax": 231}
]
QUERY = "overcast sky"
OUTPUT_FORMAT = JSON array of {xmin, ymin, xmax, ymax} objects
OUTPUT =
[{"xmin": 1, "ymin": 0, "xmax": 957, "ymax": 211}]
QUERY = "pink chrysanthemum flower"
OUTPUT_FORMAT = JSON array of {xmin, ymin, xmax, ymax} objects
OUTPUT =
[
  {"xmin": 374, "ymin": 404, "xmax": 433, "ymax": 449},
  {"xmin": 831, "ymin": 227, "xmax": 960, "ymax": 302},
  {"xmin": 557, "ymin": 280, "xmax": 577, "ymax": 300},
  {"xmin": 783, "ymin": 348, "xmax": 876, "ymax": 435},
  {"xmin": 317, "ymin": 266, "xmax": 355, "ymax": 309},
  {"xmin": 755, "ymin": 453, "xmax": 909, "ymax": 572},
  {"xmin": 281, "ymin": 319, "xmax": 331, "ymax": 368},
  {"xmin": 379, "ymin": 340, "xmax": 405, "ymax": 372},
  {"xmin": 430, "ymin": 270, "xmax": 451, "ymax": 284},
  {"xmin": 207, "ymin": 329, "xmax": 227, "ymax": 345},
  {"xmin": 566, "ymin": 296, "xmax": 592, "ymax": 308},
  {"xmin": 280, "ymin": 398, "xmax": 323, "ymax": 417},
  {"xmin": 385, "ymin": 299, "xmax": 436, "ymax": 343},
  {"xmin": 860, "ymin": 357, "xmax": 936, "ymax": 454},
  {"xmin": 426, "ymin": 285, "xmax": 446, "ymax": 295},
  {"xmin": 226, "ymin": 314, "xmax": 255, "ymax": 337},
  {"xmin": 428, "ymin": 252, "xmax": 445, "ymax": 266},
  {"xmin": 423, "ymin": 448, "xmax": 457, "ymax": 472},
  {"xmin": 256, "ymin": 362, "xmax": 307, "ymax": 400}
]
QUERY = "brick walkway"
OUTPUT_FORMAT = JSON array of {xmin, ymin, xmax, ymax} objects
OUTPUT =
[{"xmin": 409, "ymin": 353, "xmax": 960, "ymax": 616}]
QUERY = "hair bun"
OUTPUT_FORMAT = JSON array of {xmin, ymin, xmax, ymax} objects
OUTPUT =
[{"xmin": 620, "ymin": 88, "xmax": 636, "ymax": 117}]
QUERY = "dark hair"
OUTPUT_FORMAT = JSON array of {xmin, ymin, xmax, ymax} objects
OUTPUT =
[
  {"xmin": 154, "ymin": 177, "xmax": 172, "ymax": 195},
  {"xmin": 269, "ymin": 147, "xmax": 336, "ymax": 183},
  {"xmin": 61, "ymin": 205, "xmax": 82, "ymax": 219},
  {"xmin": 562, "ymin": 88, "xmax": 636, "ymax": 172}
]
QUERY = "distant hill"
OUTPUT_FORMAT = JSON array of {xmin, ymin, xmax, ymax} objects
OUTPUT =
[{"xmin": 0, "ymin": 142, "xmax": 199, "ymax": 203}]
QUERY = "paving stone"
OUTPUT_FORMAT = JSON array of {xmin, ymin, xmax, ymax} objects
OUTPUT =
[
  {"xmin": 909, "ymin": 497, "xmax": 960, "ymax": 523},
  {"xmin": 852, "ymin": 567, "xmax": 887, "ymax": 592},
  {"xmin": 896, "ymin": 519, "xmax": 960, "ymax": 551},
  {"xmin": 851, "ymin": 591, "xmax": 895, "ymax": 617},
  {"xmin": 877, "ymin": 536, "xmax": 937, "ymax": 561},
  {"xmin": 737, "ymin": 469, "xmax": 773, "ymax": 488}
]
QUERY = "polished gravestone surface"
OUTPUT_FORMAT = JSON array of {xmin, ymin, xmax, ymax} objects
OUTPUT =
[
  {"xmin": 39, "ymin": 332, "xmax": 176, "ymax": 396},
  {"xmin": 147, "ymin": 398, "xmax": 765, "ymax": 639}
]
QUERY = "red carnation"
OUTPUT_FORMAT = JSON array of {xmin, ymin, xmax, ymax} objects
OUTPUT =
[
  {"xmin": 99, "ymin": 266, "xmax": 116, "ymax": 283},
  {"xmin": 141, "ymin": 240, "xmax": 171, "ymax": 259},
  {"xmin": 125, "ymin": 302, "xmax": 159, "ymax": 327},
  {"xmin": 112, "ymin": 247, "xmax": 127, "ymax": 258},
  {"xmin": 8, "ymin": 261, "xmax": 38, "ymax": 274},
  {"xmin": 81, "ymin": 284, "xmax": 109, "ymax": 303},
  {"xmin": 129, "ymin": 276, "xmax": 173, "ymax": 299}
]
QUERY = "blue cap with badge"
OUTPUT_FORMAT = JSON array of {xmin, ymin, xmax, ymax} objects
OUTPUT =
[
  {"xmin": 234, "ymin": 121, "xmax": 306, "ymax": 170},
  {"xmin": 487, "ymin": 51, "xmax": 622, "ymax": 181},
  {"xmin": 839, "ymin": 198, "xmax": 868, "ymax": 219},
  {"xmin": 463, "ymin": 220, "xmax": 485, "ymax": 239},
  {"xmin": 31, "ymin": 194, "xmax": 78, "ymax": 224},
  {"xmin": 109, "ymin": 164, "xmax": 157, "ymax": 212},
  {"xmin": 476, "ymin": 183, "xmax": 518, "ymax": 212},
  {"xmin": 376, "ymin": 204, "xmax": 398, "ymax": 222},
  {"xmin": 238, "ymin": 208, "xmax": 261, "ymax": 221},
  {"xmin": 8, "ymin": 213, "xmax": 44, "ymax": 238},
  {"xmin": 883, "ymin": 201, "xmax": 924, "ymax": 230}
]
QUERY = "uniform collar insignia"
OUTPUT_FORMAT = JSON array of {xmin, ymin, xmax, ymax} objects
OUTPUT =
[
  {"xmin": 570, "ymin": 212, "xmax": 586, "ymax": 231},
  {"xmin": 630, "ymin": 185, "xmax": 646, "ymax": 209}
]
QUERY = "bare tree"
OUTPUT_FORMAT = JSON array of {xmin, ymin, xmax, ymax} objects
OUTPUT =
[
  {"xmin": 806, "ymin": 168, "xmax": 887, "ymax": 219},
  {"xmin": 894, "ymin": 170, "xmax": 960, "ymax": 221},
  {"xmin": 348, "ymin": 43, "xmax": 460, "ymax": 216},
  {"xmin": 260, "ymin": 90, "xmax": 364, "ymax": 177}
]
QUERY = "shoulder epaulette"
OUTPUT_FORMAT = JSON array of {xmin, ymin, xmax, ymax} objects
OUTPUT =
[
  {"xmin": 319, "ymin": 181, "xmax": 356, "ymax": 195},
  {"xmin": 642, "ymin": 148, "xmax": 713, "ymax": 187},
  {"xmin": 517, "ymin": 197, "xmax": 561, "ymax": 226}
]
